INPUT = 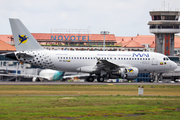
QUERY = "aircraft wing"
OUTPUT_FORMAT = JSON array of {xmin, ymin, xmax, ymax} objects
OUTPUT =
[
  {"xmin": 94, "ymin": 59, "xmax": 132, "ymax": 72},
  {"xmin": 95, "ymin": 60, "xmax": 118, "ymax": 70}
]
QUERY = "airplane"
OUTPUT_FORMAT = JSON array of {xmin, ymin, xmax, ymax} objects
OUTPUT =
[
  {"xmin": 32, "ymin": 69, "xmax": 65, "ymax": 82},
  {"xmin": 0, "ymin": 68, "xmax": 89, "ymax": 82},
  {"xmin": 33, "ymin": 69, "xmax": 89, "ymax": 82},
  {"xmin": 5, "ymin": 18, "xmax": 178, "ymax": 82},
  {"xmin": 0, "ymin": 68, "xmax": 65, "ymax": 82}
]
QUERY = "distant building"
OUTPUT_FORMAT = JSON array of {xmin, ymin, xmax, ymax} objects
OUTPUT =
[
  {"xmin": 1, "ymin": 33, "xmax": 180, "ymax": 55},
  {"xmin": 148, "ymin": 11, "xmax": 180, "ymax": 56},
  {"xmin": 32, "ymin": 33, "xmax": 116, "ymax": 46},
  {"xmin": 0, "ymin": 39, "xmax": 16, "ymax": 54}
]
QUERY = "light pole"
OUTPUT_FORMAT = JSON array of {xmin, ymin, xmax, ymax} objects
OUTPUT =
[{"xmin": 100, "ymin": 31, "xmax": 110, "ymax": 51}]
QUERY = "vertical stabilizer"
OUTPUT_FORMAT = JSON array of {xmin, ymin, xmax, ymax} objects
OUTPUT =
[{"xmin": 9, "ymin": 18, "xmax": 43, "ymax": 51}]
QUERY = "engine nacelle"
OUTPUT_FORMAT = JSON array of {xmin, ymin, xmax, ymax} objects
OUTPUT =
[
  {"xmin": 111, "ymin": 67, "xmax": 139, "ymax": 80},
  {"xmin": 111, "ymin": 68, "xmax": 126, "ymax": 79},
  {"xmin": 125, "ymin": 67, "xmax": 139, "ymax": 80}
]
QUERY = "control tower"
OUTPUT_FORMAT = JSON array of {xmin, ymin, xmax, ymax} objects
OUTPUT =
[{"xmin": 148, "ymin": 11, "xmax": 180, "ymax": 56}]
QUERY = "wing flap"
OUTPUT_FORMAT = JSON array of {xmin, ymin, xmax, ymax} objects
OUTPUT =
[{"xmin": 94, "ymin": 59, "xmax": 132, "ymax": 72}]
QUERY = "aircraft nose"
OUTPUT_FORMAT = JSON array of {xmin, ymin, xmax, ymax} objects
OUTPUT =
[{"xmin": 171, "ymin": 62, "xmax": 177, "ymax": 70}]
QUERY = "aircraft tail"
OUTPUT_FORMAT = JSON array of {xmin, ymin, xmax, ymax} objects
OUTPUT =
[{"xmin": 9, "ymin": 18, "xmax": 43, "ymax": 51}]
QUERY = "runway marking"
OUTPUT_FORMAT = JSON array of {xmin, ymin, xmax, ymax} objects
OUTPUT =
[{"xmin": 108, "ymin": 84, "xmax": 114, "ymax": 85}]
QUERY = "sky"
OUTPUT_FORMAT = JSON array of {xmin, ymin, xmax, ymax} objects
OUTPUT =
[{"xmin": 0, "ymin": 0, "xmax": 180, "ymax": 36}]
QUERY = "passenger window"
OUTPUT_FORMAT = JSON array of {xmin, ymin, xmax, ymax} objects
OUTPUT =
[
  {"xmin": 77, "ymin": 57, "xmax": 79, "ymax": 59},
  {"xmin": 114, "ymin": 58, "xmax": 116, "ymax": 60},
  {"xmin": 148, "ymin": 58, "xmax": 150, "ymax": 60},
  {"xmin": 124, "ymin": 58, "xmax": 125, "ymax": 60},
  {"xmin": 74, "ymin": 57, "xmax": 76, "ymax": 59},
  {"xmin": 137, "ymin": 58, "xmax": 139, "ymax": 60},
  {"xmin": 132, "ymin": 58, "xmax": 134, "ymax": 60},
  {"xmin": 129, "ymin": 58, "xmax": 131, "ymax": 60},
  {"xmin": 135, "ymin": 58, "xmax": 136, "ymax": 60},
  {"xmin": 121, "ymin": 58, "xmax": 123, "ymax": 60},
  {"xmin": 140, "ymin": 58, "xmax": 142, "ymax": 60},
  {"xmin": 163, "ymin": 58, "xmax": 166, "ymax": 61},
  {"xmin": 66, "ymin": 57, "xmax": 68, "ymax": 59}
]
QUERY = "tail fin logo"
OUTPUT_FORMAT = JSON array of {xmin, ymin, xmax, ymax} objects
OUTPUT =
[{"xmin": 18, "ymin": 35, "xmax": 28, "ymax": 45}]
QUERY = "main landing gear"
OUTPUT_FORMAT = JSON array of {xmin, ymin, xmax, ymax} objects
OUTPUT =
[
  {"xmin": 86, "ymin": 76, "xmax": 94, "ymax": 82},
  {"xmin": 97, "ymin": 76, "xmax": 104, "ymax": 82},
  {"xmin": 86, "ymin": 76, "xmax": 105, "ymax": 82}
]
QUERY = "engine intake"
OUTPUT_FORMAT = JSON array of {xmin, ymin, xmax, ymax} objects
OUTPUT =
[{"xmin": 111, "ymin": 67, "xmax": 138, "ymax": 80}]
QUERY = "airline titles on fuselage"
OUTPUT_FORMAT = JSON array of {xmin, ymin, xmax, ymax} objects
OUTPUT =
[{"xmin": 55, "ymin": 53, "xmax": 149, "ymax": 58}]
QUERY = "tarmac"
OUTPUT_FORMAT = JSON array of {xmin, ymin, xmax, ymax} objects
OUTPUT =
[{"xmin": 0, "ymin": 81, "xmax": 180, "ymax": 85}]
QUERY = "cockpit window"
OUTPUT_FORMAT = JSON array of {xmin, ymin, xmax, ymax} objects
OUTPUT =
[{"xmin": 163, "ymin": 57, "xmax": 169, "ymax": 61}]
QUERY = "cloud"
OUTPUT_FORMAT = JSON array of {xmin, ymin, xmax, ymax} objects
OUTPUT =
[{"xmin": 0, "ymin": 0, "xmax": 180, "ymax": 36}]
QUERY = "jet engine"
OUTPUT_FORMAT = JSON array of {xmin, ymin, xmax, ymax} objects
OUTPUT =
[{"xmin": 111, "ymin": 67, "xmax": 139, "ymax": 80}]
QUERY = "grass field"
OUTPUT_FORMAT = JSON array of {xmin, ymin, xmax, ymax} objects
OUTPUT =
[{"xmin": 0, "ymin": 85, "xmax": 180, "ymax": 119}]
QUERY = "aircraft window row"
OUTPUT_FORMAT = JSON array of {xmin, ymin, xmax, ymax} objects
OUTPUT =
[
  {"xmin": 58, "ymin": 57, "xmax": 150, "ymax": 60},
  {"xmin": 59, "ymin": 57, "xmax": 96, "ymax": 60}
]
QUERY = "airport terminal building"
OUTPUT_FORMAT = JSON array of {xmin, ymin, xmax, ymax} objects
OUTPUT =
[{"xmin": 1, "ymin": 33, "xmax": 180, "ymax": 56}]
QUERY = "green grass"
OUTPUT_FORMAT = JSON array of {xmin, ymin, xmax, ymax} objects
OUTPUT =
[
  {"xmin": 0, "ymin": 85, "xmax": 180, "ymax": 96},
  {"xmin": 0, "ymin": 85, "xmax": 180, "ymax": 119},
  {"xmin": 0, "ymin": 96, "xmax": 180, "ymax": 119}
]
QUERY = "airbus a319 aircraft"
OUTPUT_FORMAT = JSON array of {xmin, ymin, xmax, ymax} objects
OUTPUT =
[{"xmin": 5, "ymin": 19, "xmax": 177, "ymax": 82}]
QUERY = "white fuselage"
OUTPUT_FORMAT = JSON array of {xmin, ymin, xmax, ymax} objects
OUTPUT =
[{"xmin": 16, "ymin": 50, "xmax": 177, "ymax": 74}]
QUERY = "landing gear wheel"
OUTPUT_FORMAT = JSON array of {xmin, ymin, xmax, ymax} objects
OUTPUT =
[
  {"xmin": 97, "ymin": 76, "xmax": 104, "ymax": 82},
  {"xmin": 86, "ymin": 76, "xmax": 94, "ymax": 82},
  {"xmin": 150, "ymin": 79, "xmax": 154, "ymax": 83}
]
